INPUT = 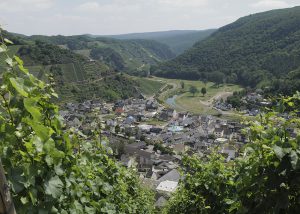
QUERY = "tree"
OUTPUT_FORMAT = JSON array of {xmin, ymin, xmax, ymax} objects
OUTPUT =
[
  {"xmin": 189, "ymin": 85, "xmax": 198, "ymax": 96},
  {"xmin": 180, "ymin": 81, "xmax": 185, "ymax": 89},
  {"xmin": 201, "ymin": 87, "xmax": 207, "ymax": 96},
  {"xmin": 209, "ymin": 71, "xmax": 225, "ymax": 87}
]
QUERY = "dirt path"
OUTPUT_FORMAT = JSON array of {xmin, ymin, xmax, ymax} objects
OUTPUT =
[
  {"xmin": 199, "ymin": 91, "xmax": 233, "ymax": 107},
  {"xmin": 158, "ymin": 82, "xmax": 178, "ymax": 99}
]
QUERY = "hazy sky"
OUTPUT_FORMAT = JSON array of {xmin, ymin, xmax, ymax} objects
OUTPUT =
[{"xmin": 0, "ymin": 0, "xmax": 299, "ymax": 35}]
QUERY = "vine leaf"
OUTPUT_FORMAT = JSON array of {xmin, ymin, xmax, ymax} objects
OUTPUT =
[
  {"xmin": 45, "ymin": 176, "xmax": 63, "ymax": 199},
  {"xmin": 9, "ymin": 77, "xmax": 29, "ymax": 97},
  {"xmin": 24, "ymin": 97, "xmax": 42, "ymax": 121},
  {"xmin": 273, "ymin": 145, "xmax": 284, "ymax": 160},
  {"xmin": 4, "ymin": 38, "xmax": 13, "ymax": 44}
]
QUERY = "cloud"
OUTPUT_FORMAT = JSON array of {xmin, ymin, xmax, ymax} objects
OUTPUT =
[
  {"xmin": 76, "ymin": 0, "xmax": 208, "ymax": 13},
  {"xmin": 0, "ymin": 0, "xmax": 54, "ymax": 12},
  {"xmin": 251, "ymin": 0, "xmax": 290, "ymax": 9},
  {"xmin": 76, "ymin": 1, "xmax": 140, "ymax": 13},
  {"xmin": 156, "ymin": 0, "xmax": 208, "ymax": 7},
  {"xmin": 76, "ymin": 1, "xmax": 100, "ymax": 12}
]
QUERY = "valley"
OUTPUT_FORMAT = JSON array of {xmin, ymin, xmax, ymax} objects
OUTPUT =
[{"xmin": 0, "ymin": 3, "xmax": 300, "ymax": 213}]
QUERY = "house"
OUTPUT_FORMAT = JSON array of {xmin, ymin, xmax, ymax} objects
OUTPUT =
[
  {"xmin": 68, "ymin": 117, "xmax": 81, "ymax": 128},
  {"xmin": 138, "ymin": 124, "xmax": 152, "ymax": 133},
  {"xmin": 173, "ymin": 143, "xmax": 186, "ymax": 154},
  {"xmin": 145, "ymin": 111, "xmax": 157, "ymax": 119},
  {"xmin": 248, "ymin": 109, "xmax": 260, "ymax": 116},
  {"xmin": 180, "ymin": 117, "xmax": 192, "ymax": 127},
  {"xmin": 120, "ymin": 156, "xmax": 137, "ymax": 168},
  {"xmin": 156, "ymin": 169, "xmax": 180, "ymax": 194},
  {"xmin": 106, "ymin": 119, "xmax": 117, "ymax": 127},
  {"xmin": 157, "ymin": 169, "xmax": 180, "ymax": 183},
  {"xmin": 220, "ymin": 144, "xmax": 236, "ymax": 161},
  {"xmin": 194, "ymin": 141, "xmax": 210, "ymax": 152},
  {"xmin": 214, "ymin": 128, "xmax": 224, "ymax": 138},
  {"xmin": 223, "ymin": 129, "xmax": 233, "ymax": 140},
  {"xmin": 158, "ymin": 111, "xmax": 169, "ymax": 121},
  {"xmin": 215, "ymin": 138, "xmax": 228, "ymax": 144},
  {"xmin": 150, "ymin": 127, "xmax": 163, "ymax": 134},
  {"xmin": 114, "ymin": 100, "xmax": 125, "ymax": 109},
  {"xmin": 124, "ymin": 125, "xmax": 137, "ymax": 136},
  {"xmin": 124, "ymin": 143, "xmax": 155, "ymax": 168},
  {"xmin": 124, "ymin": 142, "xmax": 147, "ymax": 153},
  {"xmin": 155, "ymin": 196, "xmax": 167, "ymax": 208},
  {"xmin": 146, "ymin": 100, "xmax": 158, "ymax": 111},
  {"xmin": 101, "ymin": 108, "xmax": 110, "ymax": 114},
  {"xmin": 115, "ymin": 107, "xmax": 125, "ymax": 115},
  {"xmin": 156, "ymin": 181, "xmax": 178, "ymax": 194},
  {"xmin": 124, "ymin": 116, "xmax": 136, "ymax": 125}
]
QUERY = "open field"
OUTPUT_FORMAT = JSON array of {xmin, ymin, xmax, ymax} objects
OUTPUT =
[
  {"xmin": 131, "ymin": 77, "xmax": 165, "ymax": 96},
  {"xmin": 133, "ymin": 76, "xmax": 243, "ymax": 117}
]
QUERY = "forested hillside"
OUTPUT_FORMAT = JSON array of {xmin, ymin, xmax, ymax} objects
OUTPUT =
[
  {"xmin": 0, "ymin": 31, "xmax": 140, "ymax": 102},
  {"xmin": 154, "ymin": 6, "xmax": 300, "ymax": 95},
  {"xmin": 103, "ymin": 29, "xmax": 216, "ymax": 55},
  {"xmin": 26, "ymin": 34, "xmax": 175, "ymax": 76}
]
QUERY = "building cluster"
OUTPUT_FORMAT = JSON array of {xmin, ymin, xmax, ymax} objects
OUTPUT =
[{"xmin": 60, "ymin": 97, "xmax": 247, "ymax": 207}]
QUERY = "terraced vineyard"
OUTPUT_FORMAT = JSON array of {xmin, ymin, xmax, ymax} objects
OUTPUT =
[{"xmin": 132, "ymin": 76, "xmax": 165, "ymax": 96}]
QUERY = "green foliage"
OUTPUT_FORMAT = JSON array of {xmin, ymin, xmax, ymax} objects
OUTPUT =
[
  {"xmin": 201, "ymin": 87, "xmax": 207, "ymax": 96},
  {"xmin": 26, "ymin": 34, "xmax": 175, "ymax": 75},
  {"xmin": 189, "ymin": 85, "xmax": 198, "ymax": 96},
  {"xmin": 153, "ymin": 143, "xmax": 174, "ymax": 155},
  {"xmin": 1, "ymin": 29, "xmax": 173, "ymax": 102},
  {"xmin": 17, "ymin": 41, "xmax": 85, "ymax": 66},
  {"xmin": 0, "ymin": 38, "xmax": 154, "ymax": 213},
  {"xmin": 164, "ymin": 93, "xmax": 300, "ymax": 213},
  {"xmin": 266, "ymin": 68, "xmax": 300, "ymax": 96},
  {"xmin": 106, "ymin": 29, "xmax": 216, "ymax": 55},
  {"xmin": 134, "ymin": 77, "xmax": 164, "ymax": 96},
  {"xmin": 129, "ymin": 39, "xmax": 175, "ymax": 60},
  {"xmin": 115, "ymin": 125, "xmax": 120, "ymax": 134},
  {"xmin": 227, "ymin": 90, "xmax": 247, "ymax": 109},
  {"xmin": 0, "ymin": 34, "xmax": 140, "ymax": 103},
  {"xmin": 154, "ymin": 6, "xmax": 300, "ymax": 92},
  {"xmin": 163, "ymin": 153, "xmax": 236, "ymax": 214},
  {"xmin": 180, "ymin": 81, "xmax": 184, "ymax": 89},
  {"xmin": 90, "ymin": 47, "xmax": 125, "ymax": 71}
]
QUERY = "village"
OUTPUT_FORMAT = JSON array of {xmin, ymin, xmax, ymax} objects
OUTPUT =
[{"xmin": 59, "ymin": 95, "xmax": 251, "ymax": 208}]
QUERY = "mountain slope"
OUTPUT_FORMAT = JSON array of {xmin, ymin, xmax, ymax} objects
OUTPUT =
[
  {"xmin": 154, "ymin": 6, "xmax": 300, "ymax": 91},
  {"xmin": 26, "ymin": 35, "xmax": 175, "ymax": 76},
  {"xmin": 0, "ymin": 31, "xmax": 140, "ymax": 102},
  {"xmin": 100, "ymin": 29, "xmax": 216, "ymax": 55}
]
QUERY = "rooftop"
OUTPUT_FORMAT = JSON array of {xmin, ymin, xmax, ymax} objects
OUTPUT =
[{"xmin": 156, "ymin": 180, "xmax": 178, "ymax": 193}]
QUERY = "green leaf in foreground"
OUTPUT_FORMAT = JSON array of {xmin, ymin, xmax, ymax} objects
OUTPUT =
[{"xmin": 45, "ymin": 176, "xmax": 63, "ymax": 199}]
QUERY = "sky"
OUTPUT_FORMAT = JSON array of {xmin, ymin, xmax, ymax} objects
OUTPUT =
[{"xmin": 0, "ymin": 0, "xmax": 299, "ymax": 36}]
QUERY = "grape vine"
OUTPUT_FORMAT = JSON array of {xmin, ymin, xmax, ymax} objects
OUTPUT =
[{"xmin": 0, "ymin": 32, "xmax": 154, "ymax": 213}]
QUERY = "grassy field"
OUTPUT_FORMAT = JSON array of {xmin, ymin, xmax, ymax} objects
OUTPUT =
[
  {"xmin": 160, "ymin": 78, "xmax": 241, "ymax": 116},
  {"xmin": 131, "ymin": 76, "xmax": 165, "ymax": 96},
  {"xmin": 132, "ymin": 76, "xmax": 243, "ymax": 117}
]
